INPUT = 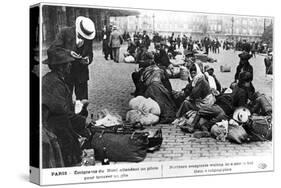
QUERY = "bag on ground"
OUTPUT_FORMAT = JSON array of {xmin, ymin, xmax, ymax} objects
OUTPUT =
[
  {"xmin": 227, "ymin": 123, "xmax": 249, "ymax": 144},
  {"xmin": 90, "ymin": 126, "xmax": 149, "ymax": 162},
  {"xmin": 124, "ymin": 55, "xmax": 135, "ymax": 63},
  {"xmin": 244, "ymin": 115, "xmax": 272, "ymax": 141}
]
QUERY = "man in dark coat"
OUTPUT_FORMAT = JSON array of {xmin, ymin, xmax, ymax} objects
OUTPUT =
[
  {"xmin": 102, "ymin": 25, "xmax": 113, "ymax": 60},
  {"xmin": 42, "ymin": 48, "xmax": 92, "ymax": 167},
  {"xmin": 48, "ymin": 16, "xmax": 95, "ymax": 100},
  {"xmin": 141, "ymin": 30, "xmax": 151, "ymax": 49}
]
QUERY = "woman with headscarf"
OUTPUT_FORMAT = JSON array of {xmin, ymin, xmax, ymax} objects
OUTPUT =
[{"xmin": 176, "ymin": 63, "xmax": 216, "ymax": 118}]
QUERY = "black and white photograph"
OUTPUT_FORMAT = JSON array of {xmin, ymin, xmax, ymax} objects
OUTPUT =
[{"xmin": 29, "ymin": 2, "xmax": 274, "ymax": 185}]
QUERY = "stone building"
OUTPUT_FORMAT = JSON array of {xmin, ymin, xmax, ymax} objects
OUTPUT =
[{"xmin": 42, "ymin": 5, "xmax": 139, "ymax": 45}]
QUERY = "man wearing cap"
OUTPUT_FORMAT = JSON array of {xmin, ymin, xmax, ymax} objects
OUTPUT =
[
  {"xmin": 42, "ymin": 48, "xmax": 92, "ymax": 167},
  {"xmin": 48, "ymin": 16, "xmax": 95, "ymax": 101},
  {"xmin": 141, "ymin": 30, "xmax": 151, "ymax": 49},
  {"xmin": 108, "ymin": 25, "xmax": 124, "ymax": 63}
]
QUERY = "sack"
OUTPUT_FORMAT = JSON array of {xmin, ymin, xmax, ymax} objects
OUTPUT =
[
  {"xmin": 253, "ymin": 93, "xmax": 272, "ymax": 115},
  {"xmin": 220, "ymin": 65, "xmax": 231, "ymax": 72},
  {"xmin": 90, "ymin": 126, "xmax": 149, "ymax": 162},
  {"xmin": 227, "ymin": 123, "xmax": 249, "ymax": 144},
  {"xmin": 129, "ymin": 96, "xmax": 161, "ymax": 116},
  {"xmin": 126, "ymin": 110, "xmax": 159, "ymax": 126},
  {"xmin": 244, "ymin": 116, "xmax": 272, "ymax": 141},
  {"xmin": 211, "ymin": 120, "xmax": 228, "ymax": 141},
  {"xmin": 124, "ymin": 55, "xmax": 135, "ymax": 63},
  {"xmin": 173, "ymin": 111, "xmax": 197, "ymax": 133}
]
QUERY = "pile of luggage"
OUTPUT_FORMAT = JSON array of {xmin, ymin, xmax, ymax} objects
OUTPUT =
[
  {"xmin": 173, "ymin": 92, "xmax": 272, "ymax": 144},
  {"xmin": 81, "ymin": 100, "xmax": 164, "ymax": 164}
]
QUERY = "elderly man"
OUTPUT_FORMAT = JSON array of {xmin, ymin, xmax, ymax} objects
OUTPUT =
[
  {"xmin": 108, "ymin": 26, "xmax": 124, "ymax": 63},
  {"xmin": 48, "ymin": 16, "xmax": 95, "ymax": 101},
  {"xmin": 42, "ymin": 48, "xmax": 92, "ymax": 168}
]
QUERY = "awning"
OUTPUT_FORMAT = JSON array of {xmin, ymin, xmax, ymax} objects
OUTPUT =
[{"xmin": 107, "ymin": 9, "xmax": 140, "ymax": 17}]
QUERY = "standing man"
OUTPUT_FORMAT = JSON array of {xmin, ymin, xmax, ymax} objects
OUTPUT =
[
  {"xmin": 48, "ymin": 16, "xmax": 95, "ymax": 101},
  {"xmin": 141, "ymin": 30, "xmax": 151, "ymax": 49},
  {"xmin": 109, "ymin": 26, "xmax": 124, "ymax": 63},
  {"xmin": 102, "ymin": 24, "xmax": 113, "ymax": 60}
]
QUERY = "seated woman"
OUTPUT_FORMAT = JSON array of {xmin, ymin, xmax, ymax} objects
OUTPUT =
[
  {"xmin": 176, "ymin": 63, "xmax": 216, "ymax": 118},
  {"xmin": 132, "ymin": 51, "xmax": 172, "ymax": 96},
  {"xmin": 42, "ymin": 48, "xmax": 91, "ymax": 168},
  {"xmin": 141, "ymin": 64, "xmax": 177, "ymax": 123}
]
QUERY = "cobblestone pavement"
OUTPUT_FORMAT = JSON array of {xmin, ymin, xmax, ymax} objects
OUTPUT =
[
  {"xmin": 85, "ymin": 43, "xmax": 272, "ymax": 162},
  {"xmin": 42, "ymin": 42, "xmax": 273, "ymax": 162}
]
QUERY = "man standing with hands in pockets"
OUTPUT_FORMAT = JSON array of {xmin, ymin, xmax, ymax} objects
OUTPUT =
[{"xmin": 48, "ymin": 16, "xmax": 95, "ymax": 101}]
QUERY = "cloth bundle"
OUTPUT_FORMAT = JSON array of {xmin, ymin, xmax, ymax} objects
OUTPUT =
[
  {"xmin": 95, "ymin": 109, "xmax": 123, "ymax": 127},
  {"xmin": 210, "ymin": 119, "xmax": 249, "ymax": 144},
  {"xmin": 124, "ymin": 55, "xmax": 135, "ymax": 63},
  {"xmin": 211, "ymin": 120, "xmax": 228, "ymax": 141},
  {"xmin": 126, "ymin": 96, "xmax": 161, "ymax": 126}
]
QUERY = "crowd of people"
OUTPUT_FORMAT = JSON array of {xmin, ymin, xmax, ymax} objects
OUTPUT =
[{"xmin": 41, "ymin": 16, "xmax": 272, "ymax": 168}]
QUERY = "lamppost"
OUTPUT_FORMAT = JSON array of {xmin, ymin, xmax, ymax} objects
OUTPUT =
[{"xmin": 231, "ymin": 17, "xmax": 234, "ymax": 40}]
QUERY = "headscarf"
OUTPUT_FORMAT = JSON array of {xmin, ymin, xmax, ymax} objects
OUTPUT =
[{"xmin": 190, "ymin": 63, "xmax": 204, "ymax": 87}]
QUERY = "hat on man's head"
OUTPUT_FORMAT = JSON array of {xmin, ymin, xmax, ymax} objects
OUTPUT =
[
  {"xmin": 112, "ymin": 25, "xmax": 117, "ymax": 30},
  {"xmin": 43, "ymin": 48, "xmax": 75, "ymax": 65},
  {"xmin": 76, "ymin": 16, "xmax": 96, "ymax": 40}
]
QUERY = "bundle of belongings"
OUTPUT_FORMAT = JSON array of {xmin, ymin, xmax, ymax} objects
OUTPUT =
[
  {"xmin": 173, "ymin": 89, "xmax": 272, "ymax": 144},
  {"xmin": 124, "ymin": 54, "xmax": 135, "ymax": 63},
  {"xmin": 210, "ymin": 107, "xmax": 272, "ymax": 144},
  {"xmin": 126, "ymin": 96, "xmax": 161, "ymax": 126},
  {"xmin": 86, "ymin": 109, "xmax": 163, "ymax": 163}
]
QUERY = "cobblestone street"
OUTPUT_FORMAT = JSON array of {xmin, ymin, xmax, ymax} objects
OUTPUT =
[
  {"xmin": 42, "ymin": 43, "xmax": 273, "ymax": 162},
  {"xmin": 86, "ymin": 43, "xmax": 273, "ymax": 162}
]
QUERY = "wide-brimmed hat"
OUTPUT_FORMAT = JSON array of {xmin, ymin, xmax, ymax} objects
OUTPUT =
[
  {"xmin": 233, "ymin": 107, "xmax": 251, "ymax": 123},
  {"xmin": 76, "ymin": 16, "xmax": 96, "ymax": 40},
  {"xmin": 43, "ymin": 48, "xmax": 75, "ymax": 65}
]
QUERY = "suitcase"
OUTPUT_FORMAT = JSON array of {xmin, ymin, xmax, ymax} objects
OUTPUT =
[{"xmin": 220, "ymin": 65, "xmax": 231, "ymax": 72}]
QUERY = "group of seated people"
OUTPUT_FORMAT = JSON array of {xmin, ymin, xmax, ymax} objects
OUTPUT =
[{"xmin": 131, "ymin": 42, "xmax": 265, "ymax": 136}]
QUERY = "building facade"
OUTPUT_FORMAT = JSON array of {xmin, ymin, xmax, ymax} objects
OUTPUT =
[{"xmin": 111, "ymin": 12, "xmax": 272, "ymax": 41}]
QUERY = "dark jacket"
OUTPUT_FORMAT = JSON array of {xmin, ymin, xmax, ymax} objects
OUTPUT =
[
  {"xmin": 49, "ymin": 27, "xmax": 93, "ymax": 84},
  {"xmin": 190, "ymin": 77, "xmax": 211, "ymax": 100},
  {"xmin": 215, "ymin": 94, "xmax": 233, "ymax": 116},
  {"xmin": 42, "ymin": 71, "xmax": 87, "ymax": 167},
  {"xmin": 231, "ymin": 84, "xmax": 255, "ymax": 108},
  {"xmin": 234, "ymin": 52, "xmax": 253, "ymax": 81},
  {"xmin": 141, "ymin": 34, "xmax": 151, "ymax": 48},
  {"xmin": 154, "ymin": 49, "xmax": 171, "ymax": 68}
]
